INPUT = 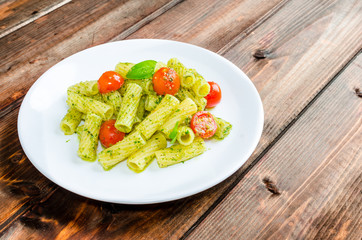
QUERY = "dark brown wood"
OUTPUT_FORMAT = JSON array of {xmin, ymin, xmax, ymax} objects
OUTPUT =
[
  {"xmin": 0, "ymin": 0, "xmax": 69, "ymax": 38},
  {"xmin": 0, "ymin": 0, "xmax": 361, "ymax": 239},
  {"xmin": 0, "ymin": 0, "xmax": 286, "ymax": 232},
  {"xmin": 0, "ymin": 0, "xmax": 176, "ymax": 115},
  {"xmin": 188, "ymin": 53, "xmax": 362, "ymax": 240},
  {"xmin": 0, "ymin": 0, "xmax": 284, "ymax": 117}
]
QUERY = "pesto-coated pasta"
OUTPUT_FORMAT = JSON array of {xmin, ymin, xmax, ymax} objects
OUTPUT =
[
  {"xmin": 134, "ymin": 95, "xmax": 146, "ymax": 124},
  {"xmin": 176, "ymin": 88, "xmax": 207, "ymax": 111},
  {"xmin": 191, "ymin": 70, "xmax": 210, "ymax": 97},
  {"xmin": 160, "ymin": 98, "xmax": 197, "ymax": 137},
  {"xmin": 145, "ymin": 94, "xmax": 163, "ymax": 112},
  {"xmin": 115, "ymin": 83, "xmax": 142, "ymax": 133},
  {"xmin": 137, "ymin": 94, "xmax": 180, "ymax": 139},
  {"xmin": 213, "ymin": 116, "xmax": 232, "ymax": 140},
  {"xmin": 127, "ymin": 133, "xmax": 167, "ymax": 173},
  {"xmin": 181, "ymin": 69, "xmax": 196, "ymax": 88},
  {"xmin": 154, "ymin": 61, "xmax": 167, "ymax": 72},
  {"xmin": 176, "ymin": 126, "xmax": 194, "ymax": 145},
  {"xmin": 101, "ymin": 90, "xmax": 122, "ymax": 117},
  {"xmin": 68, "ymin": 80, "xmax": 99, "ymax": 96},
  {"xmin": 167, "ymin": 58, "xmax": 187, "ymax": 77},
  {"xmin": 60, "ymin": 108, "xmax": 83, "ymax": 135},
  {"xmin": 115, "ymin": 62, "xmax": 135, "ymax": 79},
  {"xmin": 98, "ymin": 130, "xmax": 146, "ymax": 170},
  {"xmin": 78, "ymin": 113, "xmax": 102, "ymax": 162},
  {"xmin": 67, "ymin": 92, "xmax": 113, "ymax": 120},
  {"xmin": 155, "ymin": 137, "xmax": 206, "ymax": 167}
]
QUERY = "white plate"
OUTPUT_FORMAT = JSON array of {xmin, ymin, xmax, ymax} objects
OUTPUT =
[{"xmin": 18, "ymin": 39, "xmax": 263, "ymax": 204}]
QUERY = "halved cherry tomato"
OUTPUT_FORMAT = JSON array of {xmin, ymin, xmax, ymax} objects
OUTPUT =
[
  {"xmin": 99, "ymin": 119, "xmax": 125, "ymax": 148},
  {"xmin": 190, "ymin": 111, "xmax": 217, "ymax": 139},
  {"xmin": 152, "ymin": 67, "xmax": 180, "ymax": 95},
  {"xmin": 98, "ymin": 71, "xmax": 124, "ymax": 94},
  {"xmin": 205, "ymin": 81, "xmax": 222, "ymax": 108}
]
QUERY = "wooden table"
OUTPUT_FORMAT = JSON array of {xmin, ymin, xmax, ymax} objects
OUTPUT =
[{"xmin": 1, "ymin": 0, "xmax": 361, "ymax": 239}]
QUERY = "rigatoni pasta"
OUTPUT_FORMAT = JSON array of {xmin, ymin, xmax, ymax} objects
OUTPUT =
[
  {"xmin": 60, "ymin": 57, "xmax": 231, "ymax": 172},
  {"xmin": 155, "ymin": 137, "xmax": 206, "ymax": 167},
  {"xmin": 115, "ymin": 83, "xmax": 142, "ymax": 133},
  {"xmin": 127, "ymin": 133, "xmax": 167, "ymax": 173},
  {"xmin": 78, "ymin": 113, "xmax": 102, "ymax": 162}
]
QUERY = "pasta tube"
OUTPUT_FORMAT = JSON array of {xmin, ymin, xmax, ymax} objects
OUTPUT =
[
  {"xmin": 155, "ymin": 137, "xmax": 206, "ymax": 167},
  {"xmin": 78, "ymin": 113, "xmax": 102, "ymax": 162},
  {"xmin": 127, "ymin": 133, "xmax": 167, "ymax": 173},
  {"xmin": 167, "ymin": 58, "xmax": 187, "ymax": 77},
  {"xmin": 115, "ymin": 62, "xmax": 135, "ymax": 79},
  {"xmin": 176, "ymin": 88, "xmax": 207, "ymax": 111},
  {"xmin": 176, "ymin": 126, "xmax": 195, "ymax": 145},
  {"xmin": 134, "ymin": 95, "xmax": 146, "ymax": 124},
  {"xmin": 67, "ymin": 92, "xmax": 113, "ymax": 120},
  {"xmin": 60, "ymin": 108, "xmax": 83, "ymax": 135},
  {"xmin": 145, "ymin": 94, "xmax": 163, "ymax": 112},
  {"xmin": 181, "ymin": 69, "xmax": 196, "ymax": 88},
  {"xmin": 154, "ymin": 61, "xmax": 167, "ymax": 72},
  {"xmin": 213, "ymin": 116, "xmax": 232, "ymax": 140},
  {"xmin": 101, "ymin": 90, "xmax": 122, "ymax": 117},
  {"xmin": 98, "ymin": 130, "xmax": 146, "ymax": 170},
  {"xmin": 137, "ymin": 94, "xmax": 180, "ymax": 139},
  {"xmin": 191, "ymin": 70, "xmax": 210, "ymax": 97},
  {"xmin": 68, "ymin": 80, "xmax": 99, "ymax": 96},
  {"xmin": 115, "ymin": 83, "xmax": 142, "ymax": 133},
  {"xmin": 160, "ymin": 98, "xmax": 197, "ymax": 137}
]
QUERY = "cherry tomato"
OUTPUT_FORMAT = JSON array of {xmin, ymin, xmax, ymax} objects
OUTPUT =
[
  {"xmin": 152, "ymin": 67, "xmax": 180, "ymax": 95},
  {"xmin": 99, "ymin": 120, "xmax": 125, "ymax": 148},
  {"xmin": 98, "ymin": 71, "xmax": 124, "ymax": 94},
  {"xmin": 205, "ymin": 81, "xmax": 222, "ymax": 108},
  {"xmin": 190, "ymin": 111, "xmax": 217, "ymax": 139}
]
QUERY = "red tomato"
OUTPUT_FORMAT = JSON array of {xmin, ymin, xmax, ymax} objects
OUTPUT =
[
  {"xmin": 152, "ymin": 67, "xmax": 180, "ymax": 95},
  {"xmin": 99, "ymin": 120, "xmax": 125, "ymax": 148},
  {"xmin": 190, "ymin": 111, "xmax": 217, "ymax": 139},
  {"xmin": 98, "ymin": 71, "xmax": 124, "ymax": 94},
  {"xmin": 205, "ymin": 81, "xmax": 222, "ymax": 108}
]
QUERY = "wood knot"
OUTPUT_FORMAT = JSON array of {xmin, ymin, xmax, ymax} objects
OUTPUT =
[
  {"xmin": 253, "ymin": 49, "xmax": 270, "ymax": 59},
  {"xmin": 262, "ymin": 177, "xmax": 280, "ymax": 195},
  {"xmin": 9, "ymin": 150, "xmax": 26, "ymax": 164},
  {"xmin": 9, "ymin": 181, "xmax": 41, "ymax": 197},
  {"xmin": 31, "ymin": 10, "xmax": 39, "ymax": 15},
  {"xmin": 354, "ymin": 88, "xmax": 362, "ymax": 98}
]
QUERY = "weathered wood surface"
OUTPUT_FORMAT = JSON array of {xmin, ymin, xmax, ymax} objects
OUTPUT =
[
  {"xmin": 0, "ymin": 0, "xmax": 285, "ymax": 232},
  {"xmin": 188, "ymin": 53, "xmax": 362, "ymax": 240},
  {"xmin": 0, "ymin": 0, "xmax": 361, "ymax": 239},
  {"xmin": 0, "ymin": 0, "xmax": 70, "ymax": 38}
]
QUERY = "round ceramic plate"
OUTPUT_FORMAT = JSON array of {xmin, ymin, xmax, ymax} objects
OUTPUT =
[{"xmin": 18, "ymin": 39, "xmax": 263, "ymax": 204}]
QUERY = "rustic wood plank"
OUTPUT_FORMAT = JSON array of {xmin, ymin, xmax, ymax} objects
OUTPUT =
[
  {"xmin": 0, "ymin": 0, "xmax": 177, "ymax": 116},
  {"xmin": 0, "ymin": 0, "xmax": 284, "ymax": 117},
  {"xmin": 0, "ymin": 0, "xmax": 285, "ymax": 232},
  {"xmin": 1, "ymin": 0, "xmax": 362, "ymax": 238},
  {"xmin": 0, "ymin": 0, "xmax": 176, "ymax": 230},
  {"xmin": 0, "ymin": 0, "xmax": 70, "ymax": 38},
  {"xmin": 188, "ymin": 53, "xmax": 362, "ymax": 240}
]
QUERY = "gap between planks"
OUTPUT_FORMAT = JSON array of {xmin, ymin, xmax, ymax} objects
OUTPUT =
[
  {"xmin": 179, "ymin": 49, "xmax": 362, "ymax": 240},
  {"xmin": 0, "ymin": 0, "xmax": 185, "ymax": 120},
  {"xmin": 0, "ymin": 0, "xmax": 71, "ymax": 39}
]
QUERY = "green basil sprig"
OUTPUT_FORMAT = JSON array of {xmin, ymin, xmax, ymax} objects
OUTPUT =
[{"xmin": 126, "ymin": 60, "xmax": 157, "ymax": 79}]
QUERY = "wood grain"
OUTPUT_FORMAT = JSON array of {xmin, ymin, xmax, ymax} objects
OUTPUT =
[
  {"xmin": 0, "ymin": 0, "xmax": 285, "ymax": 232},
  {"xmin": 0, "ymin": 0, "xmax": 284, "ymax": 117},
  {"xmin": 0, "ymin": 0, "xmax": 361, "ymax": 238},
  {"xmin": 0, "ymin": 0, "xmax": 176, "ymax": 116},
  {"xmin": 188, "ymin": 53, "xmax": 362, "ymax": 240},
  {"xmin": 0, "ymin": 0, "xmax": 70, "ymax": 38}
]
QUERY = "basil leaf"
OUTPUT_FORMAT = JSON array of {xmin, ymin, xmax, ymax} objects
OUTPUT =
[
  {"xmin": 126, "ymin": 60, "xmax": 157, "ymax": 79},
  {"xmin": 169, "ymin": 121, "xmax": 179, "ymax": 144}
]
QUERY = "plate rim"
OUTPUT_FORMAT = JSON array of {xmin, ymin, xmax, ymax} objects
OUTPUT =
[{"xmin": 17, "ymin": 39, "xmax": 264, "ymax": 204}]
